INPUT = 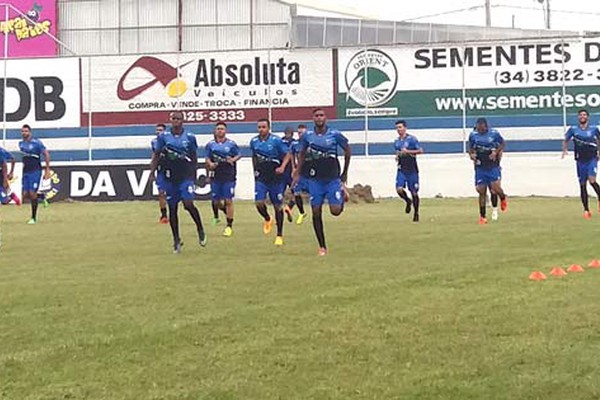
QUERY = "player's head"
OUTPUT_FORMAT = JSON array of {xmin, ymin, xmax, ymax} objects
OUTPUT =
[
  {"xmin": 283, "ymin": 126, "xmax": 294, "ymax": 140},
  {"xmin": 215, "ymin": 121, "xmax": 227, "ymax": 140},
  {"xmin": 475, "ymin": 117, "xmax": 488, "ymax": 134},
  {"xmin": 578, "ymin": 109, "xmax": 589, "ymax": 125},
  {"xmin": 312, "ymin": 108, "xmax": 326, "ymax": 128},
  {"xmin": 297, "ymin": 124, "xmax": 306, "ymax": 137},
  {"xmin": 155, "ymin": 123, "xmax": 166, "ymax": 135},
  {"xmin": 395, "ymin": 120, "xmax": 407, "ymax": 137},
  {"xmin": 170, "ymin": 111, "xmax": 184, "ymax": 130},
  {"xmin": 21, "ymin": 124, "xmax": 32, "ymax": 140},
  {"xmin": 257, "ymin": 118, "xmax": 270, "ymax": 136}
]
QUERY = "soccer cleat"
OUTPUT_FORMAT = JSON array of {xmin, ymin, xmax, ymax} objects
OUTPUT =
[
  {"xmin": 159, "ymin": 216, "xmax": 169, "ymax": 224},
  {"xmin": 405, "ymin": 199, "xmax": 412, "ymax": 214},
  {"xmin": 318, "ymin": 247, "xmax": 328, "ymax": 256},
  {"xmin": 27, "ymin": 218, "xmax": 36, "ymax": 225},
  {"xmin": 500, "ymin": 198, "xmax": 508, "ymax": 212},
  {"xmin": 296, "ymin": 212, "xmax": 307, "ymax": 225},
  {"xmin": 263, "ymin": 218, "xmax": 273, "ymax": 235},
  {"xmin": 274, "ymin": 236, "xmax": 284, "ymax": 246},
  {"xmin": 211, "ymin": 217, "xmax": 220, "ymax": 226},
  {"xmin": 491, "ymin": 208, "xmax": 499, "ymax": 221},
  {"xmin": 478, "ymin": 217, "xmax": 487, "ymax": 225},
  {"xmin": 11, "ymin": 193, "xmax": 21, "ymax": 206},
  {"xmin": 284, "ymin": 205, "xmax": 293, "ymax": 222},
  {"xmin": 223, "ymin": 226, "xmax": 233, "ymax": 237},
  {"xmin": 199, "ymin": 230, "xmax": 208, "ymax": 247},
  {"xmin": 584, "ymin": 211, "xmax": 592, "ymax": 220},
  {"xmin": 42, "ymin": 198, "xmax": 49, "ymax": 208},
  {"xmin": 173, "ymin": 240, "xmax": 183, "ymax": 254},
  {"xmin": 413, "ymin": 213, "xmax": 419, "ymax": 223}
]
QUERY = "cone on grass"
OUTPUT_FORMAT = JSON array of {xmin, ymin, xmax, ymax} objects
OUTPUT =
[
  {"xmin": 529, "ymin": 271, "xmax": 547, "ymax": 281},
  {"xmin": 567, "ymin": 264, "xmax": 584, "ymax": 273},
  {"xmin": 588, "ymin": 259, "xmax": 600, "ymax": 268},
  {"xmin": 550, "ymin": 267, "xmax": 568, "ymax": 277}
]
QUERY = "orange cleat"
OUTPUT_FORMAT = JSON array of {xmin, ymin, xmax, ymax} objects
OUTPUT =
[
  {"xmin": 478, "ymin": 217, "xmax": 488, "ymax": 225},
  {"xmin": 584, "ymin": 211, "xmax": 592, "ymax": 220},
  {"xmin": 318, "ymin": 247, "xmax": 328, "ymax": 256},
  {"xmin": 263, "ymin": 218, "xmax": 273, "ymax": 235},
  {"xmin": 500, "ymin": 198, "xmax": 508, "ymax": 212},
  {"xmin": 159, "ymin": 216, "xmax": 169, "ymax": 224}
]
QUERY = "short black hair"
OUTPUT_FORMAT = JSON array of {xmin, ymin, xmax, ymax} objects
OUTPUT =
[
  {"xmin": 215, "ymin": 121, "xmax": 227, "ymax": 128},
  {"xmin": 475, "ymin": 117, "xmax": 488, "ymax": 126},
  {"xmin": 170, "ymin": 111, "xmax": 184, "ymax": 119},
  {"xmin": 257, "ymin": 118, "xmax": 270, "ymax": 126},
  {"xmin": 297, "ymin": 124, "xmax": 306, "ymax": 129},
  {"xmin": 156, "ymin": 123, "xmax": 166, "ymax": 129},
  {"xmin": 312, "ymin": 108, "xmax": 324, "ymax": 114},
  {"xmin": 578, "ymin": 109, "xmax": 590, "ymax": 116},
  {"xmin": 395, "ymin": 120, "xmax": 407, "ymax": 127},
  {"xmin": 284, "ymin": 126, "xmax": 294, "ymax": 133},
  {"xmin": 22, "ymin": 124, "xmax": 31, "ymax": 130}
]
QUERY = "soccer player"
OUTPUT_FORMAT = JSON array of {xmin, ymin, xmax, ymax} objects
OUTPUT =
[
  {"xmin": 150, "ymin": 111, "xmax": 207, "ymax": 253},
  {"xmin": 562, "ymin": 109, "xmax": 600, "ymax": 219},
  {"xmin": 205, "ymin": 121, "xmax": 241, "ymax": 237},
  {"xmin": 19, "ymin": 124, "xmax": 50, "ymax": 224},
  {"xmin": 151, "ymin": 123, "xmax": 168, "ymax": 224},
  {"xmin": 281, "ymin": 126, "xmax": 296, "ymax": 222},
  {"xmin": 468, "ymin": 118, "xmax": 508, "ymax": 225},
  {"xmin": 250, "ymin": 118, "xmax": 291, "ymax": 246},
  {"xmin": 293, "ymin": 109, "xmax": 351, "ymax": 256},
  {"xmin": 0, "ymin": 146, "xmax": 21, "ymax": 205},
  {"xmin": 394, "ymin": 120, "xmax": 423, "ymax": 222},
  {"xmin": 0, "ymin": 149, "xmax": 9, "ymax": 203},
  {"xmin": 290, "ymin": 124, "xmax": 309, "ymax": 224}
]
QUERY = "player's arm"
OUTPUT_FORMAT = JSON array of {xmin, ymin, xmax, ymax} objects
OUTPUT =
[
  {"xmin": 490, "ymin": 134, "xmax": 505, "ymax": 161},
  {"xmin": 403, "ymin": 137, "xmax": 424, "ymax": 156},
  {"xmin": 562, "ymin": 128, "xmax": 574, "ymax": 159},
  {"xmin": 1, "ymin": 161, "xmax": 8, "ymax": 190},
  {"xmin": 149, "ymin": 135, "xmax": 164, "ymax": 181},
  {"xmin": 340, "ymin": 143, "xmax": 351, "ymax": 183},
  {"xmin": 292, "ymin": 149, "xmax": 306, "ymax": 186},
  {"xmin": 42, "ymin": 149, "xmax": 51, "ymax": 179},
  {"xmin": 7, "ymin": 155, "xmax": 15, "ymax": 180},
  {"xmin": 227, "ymin": 144, "xmax": 242, "ymax": 165},
  {"xmin": 204, "ymin": 144, "xmax": 217, "ymax": 170},
  {"xmin": 275, "ymin": 140, "xmax": 291, "ymax": 174}
]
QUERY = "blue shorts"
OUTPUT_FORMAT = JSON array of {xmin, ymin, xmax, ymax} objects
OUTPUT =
[
  {"xmin": 293, "ymin": 176, "xmax": 310, "ymax": 195},
  {"xmin": 156, "ymin": 172, "xmax": 167, "ymax": 192},
  {"xmin": 163, "ymin": 179, "xmax": 195, "ymax": 206},
  {"xmin": 255, "ymin": 180, "xmax": 284, "ymax": 206},
  {"xmin": 309, "ymin": 178, "xmax": 344, "ymax": 207},
  {"xmin": 0, "ymin": 189, "xmax": 9, "ymax": 204},
  {"xmin": 211, "ymin": 180, "xmax": 235, "ymax": 200},
  {"xmin": 475, "ymin": 166, "xmax": 501, "ymax": 186},
  {"xmin": 22, "ymin": 170, "xmax": 42, "ymax": 192},
  {"xmin": 577, "ymin": 159, "xmax": 598, "ymax": 184},
  {"xmin": 396, "ymin": 170, "xmax": 419, "ymax": 193}
]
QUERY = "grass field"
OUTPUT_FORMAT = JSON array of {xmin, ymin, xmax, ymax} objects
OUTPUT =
[{"xmin": 2, "ymin": 198, "xmax": 600, "ymax": 400}]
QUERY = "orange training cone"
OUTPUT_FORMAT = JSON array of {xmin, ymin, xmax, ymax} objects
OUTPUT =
[
  {"xmin": 529, "ymin": 271, "xmax": 547, "ymax": 281},
  {"xmin": 588, "ymin": 259, "xmax": 600, "ymax": 268},
  {"xmin": 550, "ymin": 267, "xmax": 568, "ymax": 277},
  {"xmin": 567, "ymin": 264, "xmax": 584, "ymax": 273}
]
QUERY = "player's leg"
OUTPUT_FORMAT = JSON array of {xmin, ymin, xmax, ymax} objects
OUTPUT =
[
  {"xmin": 24, "ymin": 171, "xmax": 41, "ymax": 224},
  {"xmin": 222, "ymin": 181, "xmax": 235, "ymax": 237},
  {"xmin": 408, "ymin": 173, "xmax": 420, "ymax": 222},
  {"xmin": 476, "ymin": 184, "xmax": 488, "ymax": 224},
  {"xmin": 284, "ymin": 181, "xmax": 294, "ymax": 222},
  {"xmin": 576, "ymin": 161, "xmax": 591, "ymax": 218},
  {"xmin": 269, "ymin": 183, "xmax": 285, "ymax": 245},
  {"xmin": 164, "ymin": 182, "xmax": 182, "ymax": 252},
  {"xmin": 396, "ymin": 170, "xmax": 412, "ymax": 214},
  {"xmin": 255, "ymin": 181, "xmax": 272, "ymax": 234},
  {"xmin": 327, "ymin": 179, "xmax": 345, "ymax": 217},
  {"xmin": 179, "ymin": 180, "xmax": 206, "ymax": 247},
  {"xmin": 158, "ymin": 191, "xmax": 168, "ymax": 223},
  {"xmin": 294, "ymin": 178, "xmax": 308, "ymax": 224},
  {"xmin": 309, "ymin": 179, "xmax": 328, "ymax": 255},
  {"xmin": 585, "ymin": 160, "xmax": 600, "ymax": 212},
  {"xmin": 489, "ymin": 182, "xmax": 499, "ymax": 221}
]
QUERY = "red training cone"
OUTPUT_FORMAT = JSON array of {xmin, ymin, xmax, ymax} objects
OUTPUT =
[
  {"xmin": 567, "ymin": 264, "xmax": 584, "ymax": 273},
  {"xmin": 588, "ymin": 259, "xmax": 600, "ymax": 268},
  {"xmin": 550, "ymin": 267, "xmax": 568, "ymax": 277},
  {"xmin": 529, "ymin": 271, "xmax": 547, "ymax": 281}
]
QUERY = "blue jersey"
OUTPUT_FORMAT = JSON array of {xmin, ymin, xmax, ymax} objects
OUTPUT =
[
  {"xmin": 250, "ymin": 133, "xmax": 289, "ymax": 184},
  {"xmin": 565, "ymin": 125, "xmax": 600, "ymax": 162},
  {"xmin": 298, "ymin": 127, "xmax": 349, "ymax": 180},
  {"xmin": 394, "ymin": 134, "xmax": 421, "ymax": 174},
  {"xmin": 468, "ymin": 129, "xmax": 504, "ymax": 168},
  {"xmin": 19, "ymin": 138, "xmax": 46, "ymax": 173},
  {"xmin": 205, "ymin": 138, "xmax": 240, "ymax": 182},
  {"xmin": 281, "ymin": 136, "xmax": 295, "ymax": 177},
  {"xmin": 153, "ymin": 129, "xmax": 198, "ymax": 182}
]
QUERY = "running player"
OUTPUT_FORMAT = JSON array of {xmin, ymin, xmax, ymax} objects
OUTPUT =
[
  {"xmin": 562, "ymin": 109, "xmax": 600, "ymax": 219},
  {"xmin": 394, "ymin": 120, "xmax": 423, "ymax": 222},
  {"xmin": 151, "ymin": 123, "xmax": 168, "ymax": 223},
  {"xmin": 0, "ymin": 149, "xmax": 9, "ymax": 203},
  {"xmin": 205, "ymin": 121, "xmax": 241, "ymax": 237},
  {"xmin": 468, "ymin": 118, "xmax": 508, "ymax": 225},
  {"xmin": 0, "ymin": 146, "xmax": 21, "ymax": 205},
  {"xmin": 19, "ymin": 125, "xmax": 50, "ymax": 224},
  {"xmin": 250, "ymin": 118, "xmax": 291, "ymax": 246},
  {"xmin": 281, "ymin": 126, "xmax": 296, "ymax": 222},
  {"xmin": 150, "ymin": 111, "xmax": 207, "ymax": 253},
  {"xmin": 293, "ymin": 109, "xmax": 351, "ymax": 256}
]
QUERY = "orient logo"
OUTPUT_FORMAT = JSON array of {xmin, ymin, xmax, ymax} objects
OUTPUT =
[{"xmin": 345, "ymin": 49, "xmax": 398, "ymax": 107}]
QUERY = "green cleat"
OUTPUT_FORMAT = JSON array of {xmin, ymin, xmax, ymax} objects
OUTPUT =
[{"xmin": 27, "ymin": 218, "xmax": 36, "ymax": 225}]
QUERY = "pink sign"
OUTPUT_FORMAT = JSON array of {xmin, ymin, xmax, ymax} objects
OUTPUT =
[{"xmin": 0, "ymin": 1, "xmax": 56, "ymax": 58}]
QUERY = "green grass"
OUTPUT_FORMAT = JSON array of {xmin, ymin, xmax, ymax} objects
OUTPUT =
[{"xmin": 2, "ymin": 198, "xmax": 600, "ymax": 400}]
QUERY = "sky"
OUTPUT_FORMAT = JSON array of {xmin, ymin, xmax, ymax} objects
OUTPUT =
[{"xmin": 287, "ymin": 0, "xmax": 600, "ymax": 32}]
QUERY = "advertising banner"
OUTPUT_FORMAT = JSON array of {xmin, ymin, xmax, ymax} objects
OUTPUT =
[{"xmin": 1, "ymin": 0, "xmax": 57, "ymax": 58}]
